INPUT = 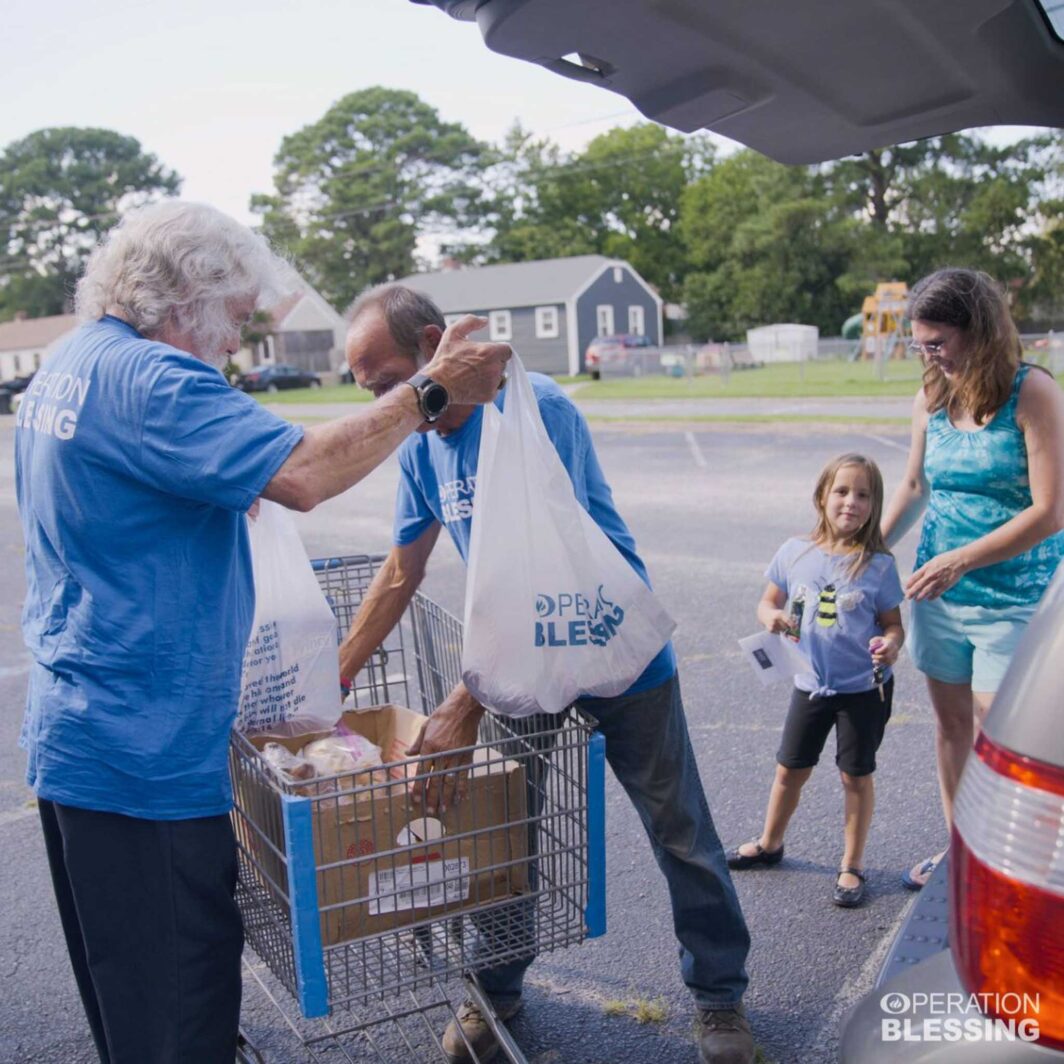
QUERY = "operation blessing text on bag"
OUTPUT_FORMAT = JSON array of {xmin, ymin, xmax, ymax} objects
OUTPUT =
[{"xmin": 462, "ymin": 355, "xmax": 675, "ymax": 716}]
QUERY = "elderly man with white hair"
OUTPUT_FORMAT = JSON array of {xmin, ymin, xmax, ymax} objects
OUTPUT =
[{"xmin": 14, "ymin": 200, "xmax": 510, "ymax": 1064}]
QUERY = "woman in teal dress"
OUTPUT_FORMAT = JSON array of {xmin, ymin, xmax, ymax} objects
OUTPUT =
[{"xmin": 881, "ymin": 268, "xmax": 1064, "ymax": 890}]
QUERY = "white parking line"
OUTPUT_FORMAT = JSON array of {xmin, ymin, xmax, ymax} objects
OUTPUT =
[
  {"xmin": 684, "ymin": 430, "xmax": 707, "ymax": 468},
  {"xmin": 864, "ymin": 433, "xmax": 909, "ymax": 454},
  {"xmin": 803, "ymin": 895, "xmax": 916, "ymax": 1056}
]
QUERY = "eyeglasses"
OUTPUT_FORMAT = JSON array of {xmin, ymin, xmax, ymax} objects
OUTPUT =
[{"xmin": 908, "ymin": 339, "xmax": 945, "ymax": 356}]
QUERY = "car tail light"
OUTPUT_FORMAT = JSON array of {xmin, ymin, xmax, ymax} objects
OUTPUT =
[
  {"xmin": 951, "ymin": 731, "xmax": 1064, "ymax": 1049},
  {"xmin": 587, "ymin": 350, "xmax": 599, "ymax": 366}
]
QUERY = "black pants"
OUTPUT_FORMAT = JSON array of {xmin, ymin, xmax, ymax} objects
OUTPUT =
[{"xmin": 38, "ymin": 799, "xmax": 243, "ymax": 1064}]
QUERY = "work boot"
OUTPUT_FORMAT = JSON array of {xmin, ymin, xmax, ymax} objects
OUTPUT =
[
  {"xmin": 695, "ymin": 1004, "xmax": 755, "ymax": 1064},
  {"xmin": 442, "ymin": 997, "xmax": 524, "ymax": 1063}
]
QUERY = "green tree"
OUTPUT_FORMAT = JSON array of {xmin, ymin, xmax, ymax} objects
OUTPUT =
[
  {"xmin": 680, "ymin": 134, "xmax": 1055, "ymax": 341},
  {"xmin": 680, "ymin": 150, "xmax": 860, "ymax": 339},
  {"xmin": 825, "ymin": 134, "xmax": 1045, "ymax": 282},
  {"xmin": 252, "ymin": 87, "xmax": 485, "ymax": 311},
  {"xmin": 482, "ymin": 122, "xmax": 714, "ymax": 299},
  {"xmin": 0, "ymin": 127, "xmax": 180, "ymax": 320},
  {"xmin": 470, "ymin": 124, "xmax": 598, "ymax": 265},
  {"xmin": 1005, "ymin": 129, "xmax": 1064, "ymax": 323},
  {"xmin": 579, "ymin": 124, "xmax": 712, "ymax": 299}
]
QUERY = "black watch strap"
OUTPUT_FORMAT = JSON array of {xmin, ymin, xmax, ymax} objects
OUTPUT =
[{"xmin": 404, "ymin": 372, "xmax": 450, "ymax": 422}]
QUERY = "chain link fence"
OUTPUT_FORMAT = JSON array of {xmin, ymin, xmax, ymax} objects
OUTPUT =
[{"xmin": 594, "ymin": 332, "xmax": 1062, "ymax": 380}]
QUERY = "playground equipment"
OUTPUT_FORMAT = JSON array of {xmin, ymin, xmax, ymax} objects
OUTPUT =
[{"xmin": 858, "ymin": 282, "xmax": 909, "ymax": 362}]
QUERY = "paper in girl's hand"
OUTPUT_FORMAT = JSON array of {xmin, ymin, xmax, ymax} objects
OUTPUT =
[{"xmin": 738, "ymin": 630, "xmax": 811, "ymax": 687}]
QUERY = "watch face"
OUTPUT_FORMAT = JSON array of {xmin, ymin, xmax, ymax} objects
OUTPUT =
[{"xmin": 422, "ymin": 382, "xmax": 449, "ymax": 418}]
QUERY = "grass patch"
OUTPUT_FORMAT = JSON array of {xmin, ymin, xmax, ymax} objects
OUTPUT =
[
  {"xmin": 252, "ymin": 384, "xmax": 373, "ymax": 405},
  {"xmin": 573, "ymin": 360, "xmax": 924, "ymax": 400},
  {"xmin": 601, "ymin": 994, "xmax": 669, "ymax": 1024},
  {"xmin": 632, "ymin": 998, "xmax": 669, "ymax": 1025}
]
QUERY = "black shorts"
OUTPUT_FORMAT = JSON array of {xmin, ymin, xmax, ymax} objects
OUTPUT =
[{"xmin": 776, "ymin": 677, "xmax": 893, "ymax": 777}]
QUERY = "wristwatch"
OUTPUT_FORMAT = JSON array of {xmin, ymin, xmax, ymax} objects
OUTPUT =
[{"xmin": 404, "ymin": 372, "xmax": 450, "ymax": 423}]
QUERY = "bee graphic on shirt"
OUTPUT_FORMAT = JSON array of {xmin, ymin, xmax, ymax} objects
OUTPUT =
[
  {"xmin": 813, "ymin": 585, "xmax": 863, "ymax": 630},
  {"xmin": 817, "ymin": 584, "xmax": 838, "ymax": 627}
]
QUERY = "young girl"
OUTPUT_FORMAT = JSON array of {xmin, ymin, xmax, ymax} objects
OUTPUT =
[{"xmin": 728, "ymin": 453, "xmax": 905, "ymax": 907}]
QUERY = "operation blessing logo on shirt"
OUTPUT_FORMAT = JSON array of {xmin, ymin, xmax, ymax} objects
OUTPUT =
[
  {"xmin": 534, "ymin": 585, "xmax": 626, "ymax": 648},
  {"xmin": 439, "ymin": 475, "xmax": 476, "ymax": 524},
  {"xmin": 15, "ymin": 370, "xmax": 92, "ymax": 440}
]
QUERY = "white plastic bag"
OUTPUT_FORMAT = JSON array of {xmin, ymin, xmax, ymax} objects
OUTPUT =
[
  {"xmin": 462, "ymin": 355, "xmax": 675, "ymax": 716},
  {"xmin": 237, "ymin": 500, "xmax": 340, "ymax": 731}
]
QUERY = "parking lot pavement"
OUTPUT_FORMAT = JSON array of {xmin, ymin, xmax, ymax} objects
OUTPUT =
[{"xmin": 0, "ymin": 415, "xmax": 937, "ymax": 1064}]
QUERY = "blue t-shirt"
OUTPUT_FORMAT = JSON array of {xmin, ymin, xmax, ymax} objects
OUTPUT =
[
  {"xmin": 16, "ymin": 316, "xmax": 304, "ymax": 819},
  {"xmin": 393, "ymin": 373, "xmax": 676, "ymax": 696},
  {"xmin": 765, "ymin": 537, "xmax": 904, "ymax": 697},
  {"xmin": 918, "ymin": 365, "xmax": 1064, "ymax": 608}
]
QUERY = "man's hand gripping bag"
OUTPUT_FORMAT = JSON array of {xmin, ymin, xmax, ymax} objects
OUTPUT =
[{"xmin": 462, "ymin": 356, "xmax": 675, "ymax": 716}]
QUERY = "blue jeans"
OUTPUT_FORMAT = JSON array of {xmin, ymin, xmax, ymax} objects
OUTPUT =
[{"xmin": 477, "ymin": 674, "xmax": 750, "ymax": 1011}]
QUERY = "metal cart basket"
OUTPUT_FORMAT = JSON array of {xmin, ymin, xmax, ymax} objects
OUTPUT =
[{"xmin": 231, "ymin": 555, "xmax": 606, "ymax": 1062}]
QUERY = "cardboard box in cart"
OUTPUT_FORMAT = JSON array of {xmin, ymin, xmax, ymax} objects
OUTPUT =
[{"xmin": 245, "ymin": 704, "xmax": 528, "ymax": 946}]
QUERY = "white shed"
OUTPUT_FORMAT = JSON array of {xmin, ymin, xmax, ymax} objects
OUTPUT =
[{"xmin": 746, "ymin": 323, "xmax": 819, "ymax": 364}]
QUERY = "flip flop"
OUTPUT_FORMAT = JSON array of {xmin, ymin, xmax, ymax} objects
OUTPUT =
[{"xmin": 902, "ymin": 853, "xmax": 942, "ymax": 891}]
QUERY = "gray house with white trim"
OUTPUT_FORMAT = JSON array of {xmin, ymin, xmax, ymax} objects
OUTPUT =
[{"xmin": 393, "ymin": 255, "xmax": 663, "ymax": 375}]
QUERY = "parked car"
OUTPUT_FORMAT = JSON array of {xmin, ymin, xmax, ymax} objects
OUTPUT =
[
  {"xmin": 237, "ymin": 364, "xmax": 322, "ymax": 393},
  {"xmin": 416, "ymin": 0, "xmax": 1064, "ymax": 1058},
  {"xmin": 0, "ymin": 373, "xmax": 35, "ymax": 415},
  {"xmin": 584, "ymin": 334, "xmax": 653, "ymax": 380},
  {"xmin": 0, "ymin": 373, "xmax": 35, "ymax": 395},
  {"xmin": 839, "ymin": 565, "xmax": 1064, "ymax": 1060}
]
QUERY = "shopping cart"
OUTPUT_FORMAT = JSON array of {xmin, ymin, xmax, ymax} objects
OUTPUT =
[{"xmin": 231, "ymin": 555, "xmax": 606, "ymax": 1063}]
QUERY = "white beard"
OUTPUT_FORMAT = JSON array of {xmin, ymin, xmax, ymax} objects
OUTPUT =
[
  {"xmin": 188, "ymin": 327, "xmax": 230, "ymax": 369},
  {"xmin": 200, "ymin": 348, "xmax": 230, "ymax": 370}
]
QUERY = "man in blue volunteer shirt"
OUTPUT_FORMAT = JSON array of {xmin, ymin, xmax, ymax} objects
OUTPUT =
[
  {"xmin": 15, "ymin": 202, "xmax": 509, "ymax": 1064},
  {"xmin": 339, "ymin": 284, "xmax": 753, "ymax": 1064}
]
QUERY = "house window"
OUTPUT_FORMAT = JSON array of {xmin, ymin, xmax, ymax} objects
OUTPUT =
[
  {"xmin": 33, "ymin": 352, "xmax": 42, "ymax": 370},
  {"xmin": 613, "ymin": 266, "xmax": 623, "ymax": 284},
  {"xmin": 534, "ymin": 306, "xmax": 559, "ymax": 339},
  {"xmin": 489, "ymin": 310, "xmax": 512, "ymax": 341},
  {"xmin": 596, "ymin": 305, "xmax": 615, "ymax": 337},
  {"xmin": 628, "ymin": 305, "xmax": 645, "ymax": 336}
]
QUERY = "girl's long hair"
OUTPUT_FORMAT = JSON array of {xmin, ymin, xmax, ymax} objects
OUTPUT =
[
  {"xmin": 811, "ymin": 453, "xmax": 891, "ymax": 580},
  {"xmin": 908, "ymin": 268, "xmax": 1022, "ymax": 426}
]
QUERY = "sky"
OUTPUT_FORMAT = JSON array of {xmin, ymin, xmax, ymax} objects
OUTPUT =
[
  {"xmin": 6, "ymin": 0, "xmax": 1048, "ymax": 238},
  {"xmin": 5, "ymin": 0, "xmax": 655, "ymax": 228}
]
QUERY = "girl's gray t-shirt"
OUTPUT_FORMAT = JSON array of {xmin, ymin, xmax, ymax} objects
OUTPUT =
[{"xmin": 766, "ymin": 537, "xmax": 904, "ymax": 697}]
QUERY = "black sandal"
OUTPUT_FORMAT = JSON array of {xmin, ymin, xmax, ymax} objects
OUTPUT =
[
  {"xmin": 727, "ymin": 839, "xmax": 784, "ymax": 870},
  {"xmin": 832, "ymin": 866, "xmax": 867, "ymax": 908}
]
